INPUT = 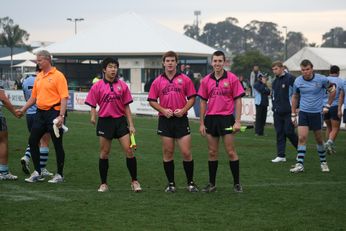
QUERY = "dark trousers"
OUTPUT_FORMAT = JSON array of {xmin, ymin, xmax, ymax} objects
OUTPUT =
[
  {"xmin": 29, "ymin": 109, "xmax": 65, "ymax": 175},
  {"xmin": 255, "ymin": 105, "xmax": 267, "ymax": 135},
  {"xmin": 273, "ymin": 112, "xmax": 298, "ymax": 157}
]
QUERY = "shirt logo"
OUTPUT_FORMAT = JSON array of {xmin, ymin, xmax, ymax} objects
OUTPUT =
[
  {"xmin": 282, "ymin": 84, "xmax": 286, "ymax": 88},
  {"xmin": 223, "ymin": 82, "xmax": 229, "ymax": 88},
  {"xmin": 177, "ymin": 78, "xmax": 183, "ymax": 84},
  {"xmin": 117, "ymin": 86, "xmax": 122, "ymax": 91}
]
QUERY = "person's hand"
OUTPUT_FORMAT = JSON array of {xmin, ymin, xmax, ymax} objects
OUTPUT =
[
  {"xmin": 90, "ymin": 115, "xmax": 96, "ymax": 125},
  {"xmin": 232, "ymin": 120, "xmax": 241, "ymax": 134},
  {"xmin": 129, "ymin": 126, "xmax": 136, "ymax": 134},
  {"xmin": 54, "ymin": 116, "xmax": 64, "ymax": 128},
  {"xmin": 322, "ymin": 105, "xmax": 330, "ymax": 115},
  {"xmin": 163, "ymin": 108, "xmax": 174, "ymax": 118},
  {"xmin": 291, "ymin": 114, "xmax": 297, "ymax": 127},
  {"xmin": 337, "ymin": 109, "xmax": 342, "ymax": 119},
  {"xmin": 15, "ymin": 109, "xmax": 24, "ymax": 118},
  {"xmin": 199, "ymin": 124, "xmax": 206, "ymax": 136},
  {"xmin": 173, "ymin": 109, "xmax": 185, "ymax": 118}
]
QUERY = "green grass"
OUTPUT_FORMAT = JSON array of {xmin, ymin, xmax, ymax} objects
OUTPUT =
[{"xmin": 1, "ymin": 111, "xmax": 346, "ymax": 230}]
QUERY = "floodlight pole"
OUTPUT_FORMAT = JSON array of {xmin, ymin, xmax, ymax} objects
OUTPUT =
[
  {"xmin": 283, "ymin": 26, "xmax": 288, "ymax": 60},
  {"xmin": 67, "ymin": 18, "xmax": 84, "ymax": 34}
]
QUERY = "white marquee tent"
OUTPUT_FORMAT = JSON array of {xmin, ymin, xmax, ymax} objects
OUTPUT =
[
  {"xmin": 0, "ymin": 51, "xmax": 36, "ymax": 61},
  {"xmin": 284, "ymin": 47, "xmax": 346, "ymax": 78},
  {"xmin": 45, "ymin": 12, "xmax": 215, "ymax": 57}
]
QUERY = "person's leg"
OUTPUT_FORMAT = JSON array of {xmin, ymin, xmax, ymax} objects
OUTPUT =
[
  {"xmin": 206, "ymin": 134, "xmax": 219, "ymax": 186},
  {"xmin": 39, "ymin": 133, "xmax": 52, "ymax": 175},
  {"xmin": 29, "ymin": 127, "xmax": 46, "ymax": 174},
  {"xmin": 118, "ymin": 133, "xmax": 138, "ymax": 181},
  {"xmin": 223, "ymin": 134, "xmax": 242, "ymax": 192},
  {"xmin": 49, "ymin": 129, "xmax": 65, "ymax": 177},
  {"xmin": 176, "ymin": 134, "xmax": 194, "ymax": 185},
  {"xmin": 255, "ymin": 105, "xmax": 261, "ymax": 135},
  {"xmin": 0, "ymin": 131, "xmax": 10, "ymax": 175},
  {"xmin": 99, "ymin": 136, "xmax": 112, "ymax": 184},
  {"xmin": 274, "ymin": 113, "xmax": 286, "ymax": 158},
  {"xmin": 284, "ymin": 114, "xmax": 298, "ymax": 150},
  {"xmin": 161, "ymin": 136, "xmax": 175, "ymax": 185},
  {"xmin": 290, "ymin": 126, "xmax": 308, "ymax": 173}
]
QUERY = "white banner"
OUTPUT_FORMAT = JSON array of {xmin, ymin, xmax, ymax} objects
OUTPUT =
[
  {"xmin": 5, "ymin": 90, "xmax": 26, "ymax": 106},
  {"xmin": 73, "ymin": 92, "xmax": 90, "ymax": 111}
]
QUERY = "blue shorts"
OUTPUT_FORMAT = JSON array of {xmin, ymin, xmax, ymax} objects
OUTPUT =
[
  {"xmin": 343, "ymin": 109, "xmax": 346, "ymax": 123},
  {"xmin": 323, "ymin": 106, "xmax": 340, "ymax": 121},
  {"xmin": 298, "ymin": 111, "xmax": 323, "ymax": 131}
]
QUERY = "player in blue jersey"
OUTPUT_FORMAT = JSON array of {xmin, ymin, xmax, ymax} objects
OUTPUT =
[
  {"xmin": 338, "ymin": 79, "xmax": 346, "ymax": 127},
  {"xmin": 20, "ymin": 65, "xmax": 53, "ymax": 177},
  {"xmin": 290, "ymin": 60, "xmax": 336, "ymax": 173},
  {"xmin": 323, "ymin": 65, "xmax": 344, "ymax": 154}
]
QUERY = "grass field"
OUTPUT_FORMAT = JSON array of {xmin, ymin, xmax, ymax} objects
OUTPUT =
[{"xmin": 1, "ymin": 111, "xmax": 346, "ymax": 230}]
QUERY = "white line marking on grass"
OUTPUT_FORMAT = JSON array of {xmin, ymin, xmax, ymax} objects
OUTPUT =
[
  {"xmin": 1, "ymin": 185, "xmax": 70, "ymax": 202},
  {"xmin": 245, "ymin": 181, "xmax": 346, "ymax": 188}
]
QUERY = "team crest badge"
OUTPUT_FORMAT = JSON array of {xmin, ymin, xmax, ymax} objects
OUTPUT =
[
  {"xmin": 177, "ymin": 78, "xmax": 183, "ymax": 84},
  {"xmin": 223, "ymin": 82, "xmax": 229, "ymax": 87},
  {"xmin": 117, "ymin": 86, "xmax": 122, "ymax": 91},
  {"xmin": 282, "ymin": 84, "xmax": 285, "ymax": 88}
]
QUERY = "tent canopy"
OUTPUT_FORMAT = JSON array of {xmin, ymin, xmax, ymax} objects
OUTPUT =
[
  {"xmin": 46, "ymin": 12, "xmax": 215, "ymax": 57},
  {"xmin": 12, "ymin": 60, "xmax": 36, "ymax": 67},
  {"xmin": 0, "ymin": 51, "xmax": 36, "ymax": 61},
  {"xmin": 284, "ymin": 47, "xmax": 346, "ymax": 71}
]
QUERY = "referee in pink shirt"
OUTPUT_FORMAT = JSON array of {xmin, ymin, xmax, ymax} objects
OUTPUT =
[
  {"xmin": 85, "ymin": 57, "xmax": 142, "ymax": 193},
  {"xmin": 148, "ymin": 51, "xmax": 198, "ymax": 193},
  {"xmin": 198, "ymin": 50, "xmax": 245, "ymax": 193}
]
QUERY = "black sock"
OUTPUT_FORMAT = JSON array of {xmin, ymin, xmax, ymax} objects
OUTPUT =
[
  {"xmin": 208, "ymin": 160, "xmax": 218, "ymax": 186},
  {"xmin": 163, "ymin": 160, "xmax": 175, "ymax": 184},
  {"xmin": 229, "ymin": 160, "xmax": 240, "ymax": 185},
  {"xmin": 99, "ymin": 158, "xmax": 109, "ymax": 184},
  {"xmin": 183, "ymin": 160, "xmax": 194, "ymax": 184},
  {"xmin": 126, "ymin": 157, "xmax": 137, "ymax": 181}
]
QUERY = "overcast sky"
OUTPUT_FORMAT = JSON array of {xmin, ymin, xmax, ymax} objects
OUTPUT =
[{"xmin": 1, "ymin": 0, "xmax": 346, "ymax": 45}]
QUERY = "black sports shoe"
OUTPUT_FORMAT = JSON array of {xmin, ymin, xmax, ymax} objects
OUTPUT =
[
  {"xmin": 165, "ymin": 182, "xmax": 176, "ymax": 193},
  {"xmin": 233, "ymin": 184, "xmax": 243, "ymax": 193},
  {"xmin": 201, "ymin": 183, "xmax": 216, "ymax": 193},
  {"xmin": 187, "ymin": 181, "xmax": 199, "ymax": 192},
  {"xmin": 20, "ymin": 157, "xmax": 30, "ymax": 175}
]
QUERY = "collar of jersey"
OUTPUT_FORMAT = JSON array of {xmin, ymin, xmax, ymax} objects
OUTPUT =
[
  {"xmin": 210, "ymin": 70, "xmax": 227, "ymax": 81},
  {"xmin": 103, "ymin": 76, "xmax": 119, "ymax": 84},
  {"xmin": 302, "ymin": 73, "xmax": 315, "ymax": 82}
]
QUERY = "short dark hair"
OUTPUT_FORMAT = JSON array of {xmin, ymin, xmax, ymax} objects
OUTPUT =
[
  {"xmin": 330, "ymin": 65, "xmax": 340, "ymax": 74},
  {"xmin": 212, "ymin": 50, "xmax": 226, "ymax": 61},
  {"xmin": 272, "ymin": 61, "xmax": 283, "ymax": 68},
  {"xmin": 102, "ymin": 57, "xmax": 119, "ymax": 69},
  {"xmin": 300, "ymin": 59, "xmax": 313, "ymax": 68},
  {"xmin": 162, "ymin": 51, "xmax": 178, "ymax": 62}
]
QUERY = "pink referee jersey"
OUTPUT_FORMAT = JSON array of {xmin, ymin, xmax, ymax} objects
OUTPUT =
[
  {"xmin": 198, "ymin": 70, "xmax": 245, "ymax": 115},
  {"xmin": 85, "ymin": 78, "xmax": 133, "ymax": 118},
  {"xmin": 147, "ymin": 73, "xmax": 197, "ymax": 116}
]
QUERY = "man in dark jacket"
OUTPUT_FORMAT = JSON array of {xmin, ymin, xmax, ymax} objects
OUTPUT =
[
  {"xmin": 271, "ymin": 61, "xmax": 298, "ymax": 163},
  {"xmin": 253, "ymin": 73, "xmax": 271, "ymax": 136}
]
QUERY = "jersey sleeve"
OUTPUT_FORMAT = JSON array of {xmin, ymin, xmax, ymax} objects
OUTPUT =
[
  {"xmin": 56, "ymin": 73, "xmax": 69, "ymax": 99},
  {"xmin": 197, "ymin": 77, "xmax": 208, "ymax": 101},
  {"xmin": 293, "ymin": 78, "xmax": 300, "ymax": 94},
  {"xmin": 122, "ymin": 83, "xmax": 133, "ymax": 105},
  {"xmin": 147, "ymin": 78, "xmax": 159, "ymax": 101},
  {"xmin": 85, "ymin": 84, "xmax": 98, "ymax": 108},
  {"xmin": 185, "ymin": 76, "xmax": 197, "ymax": 99},
  {"xmin": 231, "ymin": 75, "xmax": 245, "ymax": 99}
]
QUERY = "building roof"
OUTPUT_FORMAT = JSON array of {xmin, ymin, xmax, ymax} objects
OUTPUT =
[
  {"xmin": 45, "ymin": 12, "xmax": 215, "ymax": 57},
  {"xmin": 0, "ymin": 51, "xmax": 36, "ymax": 61},
  {"xmin": 284, "ymin": 47, "xmax": 346, "ymax": 71}
]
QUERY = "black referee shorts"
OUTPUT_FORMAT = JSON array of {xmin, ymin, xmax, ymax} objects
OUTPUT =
[
  {"xmin": 97, "ymin": 116, "xmax": 129, "ymax": 140},
  {"xmin": 157, "ymin": 116, "xmax": 190, "ymax": 138},
  {"xmin": 205, "ymin": 114, "xmax": 235, "ymax": 137},
  {"xmin": 323, "ymin": 106, "xmax": 341, "ymax": 121}
]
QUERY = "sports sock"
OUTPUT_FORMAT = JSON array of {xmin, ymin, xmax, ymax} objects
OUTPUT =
[
  {"xmin": 24, "ymin": 144, "xmax": 31, "ymax": 160},
  {"xmin": 327, "ymin": 139, "xmax": 334, "ymax": 145},
  {"xmin": 126, "ymin": 157, "xmax": 137, "ymax": 181},
  {"xmin": 296, "ymin": 145, "xmax": 306, "ymax": 164},
  {"xmin": 208, "ymin": 160, "xmax": 218, "ymax": 186},
  {"xmin": 229, "ymin": 160, "xmax": 240, "ymax": 185},
  {"xmin": 163, "ymin": 160, "xmax": 175, "ymax": 184},
  {"xmin": 0, "ymin": 164, "xmax": 9, "ymax": 174},
  {"xmin": 99, "ymin": 158, "xmax": 109, "ymax": 184},
  {"xmin": 317, "ymin": 144, "xmax": 326, "ymax": 163},
  {"xmin": 183, "ymin": 160, "xmax": 194, "ymax": 184},
  {"xmin": 39, "ymin": 147, "xmax": 49, "ymax": 170}
]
